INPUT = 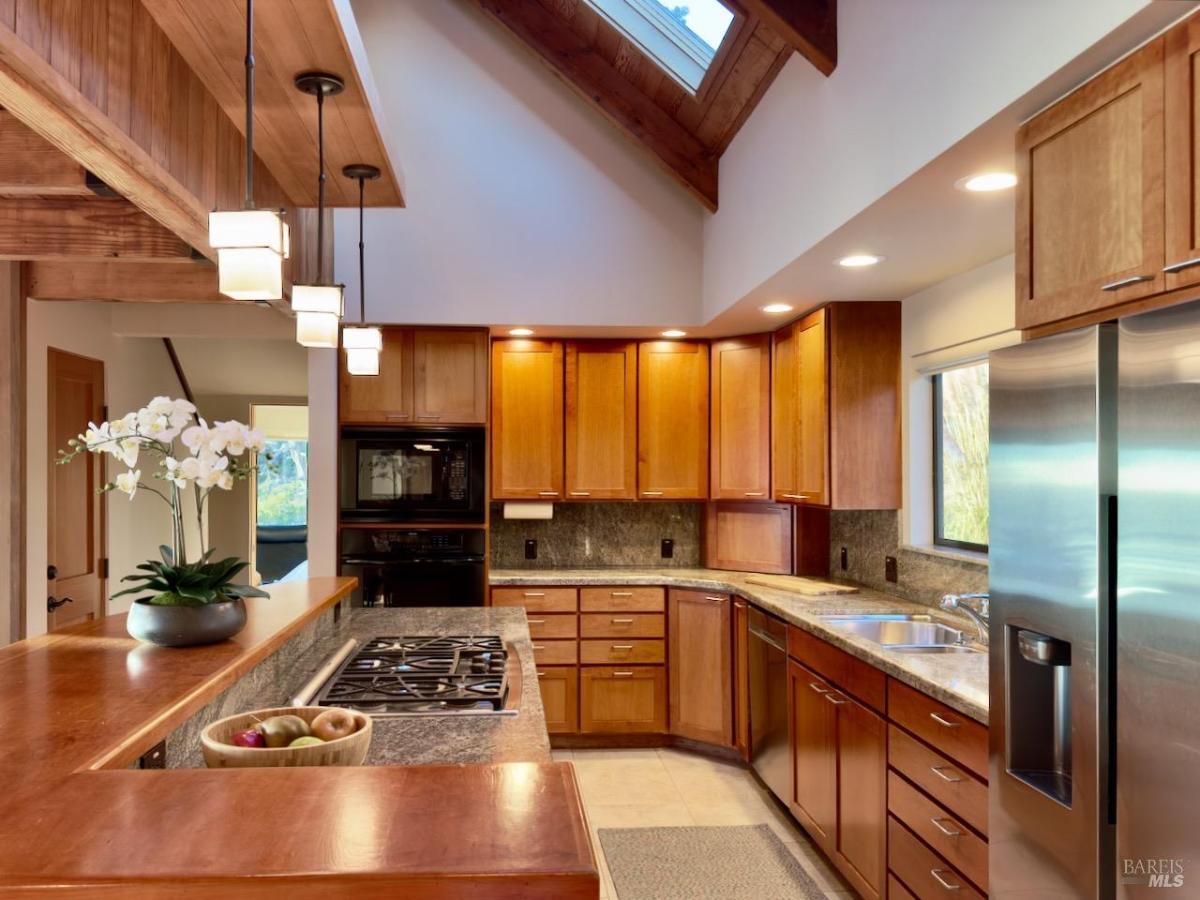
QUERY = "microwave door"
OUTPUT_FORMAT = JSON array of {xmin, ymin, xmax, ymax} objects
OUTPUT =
[{"xmin": 358, "ymin": 445, "xmax": 438, "ymax": 507}]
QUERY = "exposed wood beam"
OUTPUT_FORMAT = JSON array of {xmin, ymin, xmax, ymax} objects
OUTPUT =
[
  {"xmin": 741, "ymin": 0, "xmax": 837, "ymax": 76},
  {"xmin": 476, "ymin": 0, "xmax": 719, "ymax": 209},
  {"xmin": 0, "ymin": 111, "xmax": 88, "ymax": 196},
  {"xmin": 24, "ymin": 260, "xmax": 229, "ymax": 303},
  {"xmin": 0, "ymin": 197, "xmax": 193, "ymax": 261}
]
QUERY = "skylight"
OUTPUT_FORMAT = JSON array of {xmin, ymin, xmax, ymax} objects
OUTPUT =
[{"xmin": 586, "ymin": 0, "xmax": 736, "ymax": 93}]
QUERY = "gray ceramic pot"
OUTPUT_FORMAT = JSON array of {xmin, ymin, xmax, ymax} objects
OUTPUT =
[{"xmin": 126, "ymin": 597, "xmax": 247, "ymax": 647}]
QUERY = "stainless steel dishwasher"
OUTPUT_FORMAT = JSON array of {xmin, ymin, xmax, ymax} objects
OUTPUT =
[{"xmin": 748, "ymin": 606, "xmax": 790, "ymax": 804}]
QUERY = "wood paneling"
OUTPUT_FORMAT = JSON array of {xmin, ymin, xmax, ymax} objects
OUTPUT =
[
  {"xmin": 491, "ymin": 586, "xmax": 578, "ymax": 612},
  {"xmin": 526, "ymin": 613, "xmax": 578, "ymax": 639},
  {"xmin": 491, "ymin": 340, "xmax": 564, "ymax": 500},
  {"xmin": 24, "ymin": 259, "xmax": 227, "ymax": 303},
  {"xmin": 339, "ymin": 327, "xmax": 413, "ymax": 424},
  {"xmin": 580, "ymin": 586, "xmax": 664, "ymax": 612},
  {"xmin": 888, "ymin": 817, "xmax": 985, "ymax": 900},
  {"xmin": 0, "ymin": 109, "xmax": 87, "ymax": 194},
  {"xmin": 537, "ymin": 666, "xmax": 579, "ymax": 734},
  {"xmin": 733, "ymin": 597, "xmax": 750, "ymax": 761},
  {"xmin": 704, "ymin": 502, "xmax": 793, "ymax": 574},
  {"xmin": 0, "ymin": 196, "xmax": 191, "ymax": 260},
  {"xmin": 412, "ymin": 329, "xmax": 488, "ymax": 424},
  {"xmin": 1165, "ymin": 17, "xmax": 1200, "ymax": 292},
  {"xmin": 888, "ymin": 723, "xmax": 988, "ymax": 835},
  {"xmin": 638, "ymin": 340, "xmax": 708, "ymax": 499},
  {"xmin": 789, "ymin": 659, "xmax": 837, "ymax": 846},
  {"xmin": 580, "ymin": 638, "xmax": 664, "ymax": 665},
  {"xmin": 580, "ymin": 612, "xmax": 664, "ymax": 639},
  {"xmin": 740, "ymin": 0, "xmax": 837, "ymax": 76},
  {"xmin": 888, "ymin": 771, "xmax": 987, "ymax": 891},
  {"xmin": 532, "ymin": 639, "xmax": 578, "ymax": 665},
  {"xmin": 565, "ymin": 340, "xmax": 637, "ymax": 499},
  {"xmin": 789, "ymin": 624, "xmax": 886, "ymax": 713},
  {"xmin": 710, "ymin": 334, "xmax": 771, "ymax": 500},
  {"xmin": 580, "ymin": 665, "xmax": 666, "ymax": 733},
  {"xmin": 668, "ymin": 589, "xmax": 732, "ymax": 746},
  {"xmin": 771, "ymin": 317, "xmax": 797, "ymax": 499},
  {"xmin": 793, "ymin": 308, "xmax": 828, "ymax": 505},
  {"xmin": 888, "ymin": 679, "xmax": 989, "ymax": 779},
  {"xmin": 837, "ymin": 695, "xmax": 886, "ymax": 899}
]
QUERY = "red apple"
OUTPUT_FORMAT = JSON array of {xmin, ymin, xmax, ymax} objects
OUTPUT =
[
  {"xmin": 311, "ymin": 708, "xmax": 358, "ymax": 742},
  {"xmin": 230, "ymin": 728, "xmax": 266, "ymax": 748}
]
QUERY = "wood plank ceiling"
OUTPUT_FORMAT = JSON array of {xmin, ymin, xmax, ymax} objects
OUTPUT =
[{"xmin": 476, "ymin": 0, "xmax": 837, "ymax": 210}]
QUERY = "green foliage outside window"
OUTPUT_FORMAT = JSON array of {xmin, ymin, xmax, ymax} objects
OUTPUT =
[
  {"xmin": 936, "ymin": 364, "xmax": 989, "ymax": 549},
  {"xmin": 257, "ymin": 439, "xmax": 307, "ymax": 527}
]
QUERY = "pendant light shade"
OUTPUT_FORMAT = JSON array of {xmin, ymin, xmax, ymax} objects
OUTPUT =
[
  {"xmin": 296, "ymin": 311, "xmax": 340, "ymax": 348},
  {"xmin": 342, "ymin": 163, "xmax": 382, "ymax": 376},
  {"xmin": 345, "ymin": 345, "xmax": 381, "ymax": 376}
]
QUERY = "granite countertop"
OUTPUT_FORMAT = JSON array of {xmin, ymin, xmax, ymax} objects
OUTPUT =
[
  {"xmin": 288, "ymin": 606, "xmax": 551, "ymax": 765},
  {"xmin": 490, "ymin": 567, "xmax": 988, "ymax": 724}
]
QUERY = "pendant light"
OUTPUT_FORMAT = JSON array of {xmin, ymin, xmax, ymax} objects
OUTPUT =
[
  {"xmin": 341, "ymin": 163, "xmax": 382, "ymax": 376},
  {"xmin": 209, "ymin": 0, "xmax": 289, "ymax": 301},
  {"xmin": 292, "ymin": 70, "xmax": 345, "ymax": 348}
]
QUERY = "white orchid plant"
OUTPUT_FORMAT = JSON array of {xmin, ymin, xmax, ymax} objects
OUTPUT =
[{"xmin": 57, "ymin": 397, "xmax": 272, "ymax": 607}]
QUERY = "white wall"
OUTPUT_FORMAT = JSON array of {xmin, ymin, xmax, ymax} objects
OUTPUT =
[
  {"xmin": 335, "ymin": 0, "xmax": 704, "ymax": 329},
  {"xmin": 306, "ymin": 349, "xmax": 338, "ymax": 578}
]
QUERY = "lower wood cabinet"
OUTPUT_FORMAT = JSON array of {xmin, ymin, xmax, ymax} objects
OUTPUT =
[
  {"xmin": 789, "ymin": 661, "xmax": 838, "ymax": 846},
  {"xmin": 733, "ymin": 598, "xmax": 750, "ymax": 761},
  {"xmin": 580, "ymin": 666, "xmax": 666, "ymax": 733},
  {"xmin": 668, "ymin": 589, "xmax": 733, "ymax": 746},
  {"xmin": 537, "ymin": 666, "xmax": 579, "ymax": 734}
]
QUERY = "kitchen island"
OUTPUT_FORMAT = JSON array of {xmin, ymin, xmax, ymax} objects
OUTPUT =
[{"xmin": 0, "ymin": 577, "xmax": 597, "ymax": 899}]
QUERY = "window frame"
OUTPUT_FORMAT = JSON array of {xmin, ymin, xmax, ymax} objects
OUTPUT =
[{"xmin": 932, "ymin": 369, "xmax": 989, "ymax": 554}]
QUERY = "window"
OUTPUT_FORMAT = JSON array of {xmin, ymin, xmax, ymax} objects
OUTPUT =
[
  {"xmin": 251, "ymin": 404, "xmax": 309, "ymax": 585},
  {"xmin": 933, "ymin": 363, "xmax": 989, "ymax": 552},
  {"xmin": 256, "ymin": 439, "xmax": 308, "ymax": 527},
  {"xmin": 584, "ymin": 0, "xmax": 735, "ymax": 92}
]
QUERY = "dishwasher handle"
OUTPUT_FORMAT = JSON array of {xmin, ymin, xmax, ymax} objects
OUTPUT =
[{"xmin": 749, "ymin": 625, "xmax": 787, "ymax": 653}]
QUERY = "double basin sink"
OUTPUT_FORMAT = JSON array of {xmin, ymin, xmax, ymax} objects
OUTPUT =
[{"xmin": 821, "ymin": 614, "xmax": 984, "ymax": 654}]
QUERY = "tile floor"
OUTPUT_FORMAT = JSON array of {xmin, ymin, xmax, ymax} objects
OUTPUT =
[{"xmin": 553, "ymin": 747, "xmax": 857, "ymax": 899}]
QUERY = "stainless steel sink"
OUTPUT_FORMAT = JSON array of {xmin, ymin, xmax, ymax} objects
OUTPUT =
[{"xmin": 821, "ymin": 614, "xmax": 981, "ymax": 652}]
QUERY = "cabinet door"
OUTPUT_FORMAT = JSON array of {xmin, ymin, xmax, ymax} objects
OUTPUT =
[
  {"xmin": 789, "ymin": 660, "xmax": 837, "ymax": 849},
  {"xmin": 1165, "ymin": 19, "xmax": 1200, "ymax": 291},
  {"xmin": 565, "ymin": 341, "xmax": 637, "ymax": 499},
  {"xmin": 412, "ymin": 329, "xmax": 488, "ymax": 424},
  {"xmin": 491, "ymin": 340, "xmax": 564, "ymax": 499},
  {"xmin": 834, "ymin": 694, "xmax": 886, "ymax": 900},
  {"xmin": 710, "ymin": 335, "xmax": 771, "ymax": 500},
  {"xmin": 1016, "ymin": 37, "xmax": 1165, "ymax": 329},
  {"xmin": 637, "ymin": 341, "xmax": 709, "ymax": 499},
  {"xmin": 339, "ymin": 327, "xmax": 413, "ymax": 424},
  {"xmin": 668, "ymin": 589, "xmax": 732, "ymax": 746},
  {"xmin": 580, "ymin": 666, "xmax": 666, "ymax": 733},
  {"xmin": 536, "ymin": 666, "xmax": 579, "ymax": 734},
  {"xmin": 793, "ymin": 309, "xmax": 829, "ymax": 505},
  {"xmin": 771, "ymin": 324, "xmax": 797, "ymax": 500},
  {"xmin": 732, "ymin": 598, "xmax": 750, "ymax": 761}
]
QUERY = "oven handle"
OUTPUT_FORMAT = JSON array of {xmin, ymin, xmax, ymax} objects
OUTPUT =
[{"xmin": 340, "ymin": 556, "xmax": 486, "ymax": 566}]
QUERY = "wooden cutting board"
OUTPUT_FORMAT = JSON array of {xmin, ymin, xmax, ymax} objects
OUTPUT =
[{"xmin": 744, "ymin": 574, "xmax": 860, "ymax": 596}]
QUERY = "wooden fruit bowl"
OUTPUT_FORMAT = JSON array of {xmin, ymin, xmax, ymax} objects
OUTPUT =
[{"xmin": 201, "ymin": 706, "xmax": 372, "ymax": 768}]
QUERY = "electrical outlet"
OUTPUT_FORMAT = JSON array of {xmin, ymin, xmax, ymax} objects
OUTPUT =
[
  {"xmin": 840, "ymin": 547, "xmax": 848, "ymax": 570},
  {"xmin": 661, "ymin": 538, "xmax": 674, "ymax": 559},
  {"xmin": 524, "ymin": 539, "xmax": 537, "ymax": 561},
  {"xmin": 885, "ymin": 555, "xmax": 898, "ymax": 583}
]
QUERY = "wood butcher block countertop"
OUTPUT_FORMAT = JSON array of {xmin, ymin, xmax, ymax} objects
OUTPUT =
[{"xmin": 0, "ymin": 577, "xmax": 597, "ymax": 899}]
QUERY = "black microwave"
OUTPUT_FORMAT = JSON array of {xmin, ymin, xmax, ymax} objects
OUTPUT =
[{"xmin": 339, "ymin": 427, "xmax": 485, "ymax": 523}]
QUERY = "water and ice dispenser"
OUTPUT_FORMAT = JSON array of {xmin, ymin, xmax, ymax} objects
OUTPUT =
[{"xmin": 1005, "ymin": 626, "xmax": 1073, "ymax": 807}]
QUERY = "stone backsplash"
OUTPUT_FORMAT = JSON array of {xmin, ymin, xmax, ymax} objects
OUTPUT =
[
  {"xmin": 490, "ymin": 502, "xmax": 702, "ymax": 569},
  {"xmin": 829, "ymin": 509, "xmax": 988, "ymax": 607}
]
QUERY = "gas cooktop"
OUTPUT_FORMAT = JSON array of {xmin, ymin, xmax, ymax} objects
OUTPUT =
[{"xmin": 314, "ymin": 635, "xmax": 514, "ymax": 716}]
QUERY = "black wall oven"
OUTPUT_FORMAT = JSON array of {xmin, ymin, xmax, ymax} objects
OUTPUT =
[
  {"xmin": 340, "ymin": 529, "xmax": 486, "ymax": 608},
  {"xmin": 340, "ymin": 427, "xmax": 485, "ymax": 523}
]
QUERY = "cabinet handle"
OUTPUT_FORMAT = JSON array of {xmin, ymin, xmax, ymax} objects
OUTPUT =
[
  {"xmin": 613, "ymin": 671, "xmax": 634, "ymax": 677},
  {"xmin": 417, "ymin": 414, "xmax": 442, "ymax": 420},
  {"xmin": 611, "ymin": 644, "xmax": 634, "ymax": 650},
  {"xmin": 1101, "ymin": 274, "xmax": 1153, "ymax": 291},
  {"xmin": 808, "ymin": 682, "xmax": 829, "ymax": 694},
  {"xmin": 642, "ymin": 491, "xmax": 664, "ymax": 496},
  {"xmin": 929, "ymin": 712, "xmax": 961, "ymax": 729},
  {"xmin": 537, "ymin": 671, "xmax": 546, "ymax": 678},
  {"xmin": 930, "ymin": 869, "xmax": 963, "ymax": 891},
  {"xmin": 703, "ymin": 595, "xmax": 725, "ymax": 602},
  {"xmin": 538, "ymin": 491, "xmax": 559, "ymax": 497},
  {"xmin": 930, "ymin": 765, "xmax": 963, "ymax": 783},
  {"xmin": 523, "ymin": 592, "xmax": 546, "ymax": 598},
  {"xmin": 527, "ymin": 619, "xmax": 546, "ymax": 625},
  {"xmin": 610, "ymin": 591, "xmax": 634, "ymax": 597},
  {"xmin": 743, "ymin": 491, "xmax": 765, "ymax": 497},
  {"xmin": 930, "ymin": 817, "xmax": 964, "ymax": 837},
  {"xmin": 1164, "ymin": 257, "xmax": 1200, "ymax": 274},
  {"xmin": 823, "ymin": 693, "xmax": 847, "ymax": 706},
  {"xmin": 611, "ymin": 618, "xmax": 635, "ymax": 624},
  {"xmin": 569, "ymin": 491, "xmax": 591, "ymax": 497},
  {"xmin": 532, "ymin": 644, "xmax": 545, "ymax": 651},
  {"xmin": 782, "ymin": 493, "xmax": 809, "ymax": 500},
  {"xmin": 385, "ymin": 413, "xmax": 410, "ymax": 420}
]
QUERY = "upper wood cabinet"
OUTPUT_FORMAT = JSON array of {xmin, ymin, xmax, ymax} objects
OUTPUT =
[
  {"xmin": 638, "ymin": 341, "xmax": 709, "ymax": 499},
  {"xmin": 340, "ymin": 328, "xmax": 486, "ymax": 425},
  {"xmin": 491, "ymin": 340, "xmax": 564, "ymax": 500},
  {"xmin": 565, "ymin": 341, "xmax": 637, "ymax": 500},
  {"xmin": 668, "ymin": 589, "xmax": 733, "ymax": 747},
  {"xmin": 772, "ymin": 303, "xmax": 899, "ymax": 509},
  {"xmin": 1165, "ymin": 18, "xmax": 1200, "ymax": 293},
  {"xmin": 710, "ymin": 335, "xmax": 771, "ymax": 500}
]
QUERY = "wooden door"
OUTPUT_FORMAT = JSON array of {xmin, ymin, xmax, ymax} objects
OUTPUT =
[
  {"xmin": 771, "ymin": 323, "xmax": 797, "ymax": 500},
  {"xmin": 732, "ymin": 598, "xmax": 750, "ymax": 761},
  {"xmin": 1165, "ymin": 19, "xmax": 1200, "ymax": 291},
  {"xmin": 565, "ymin": 341, "xmax": 636, "ymax": 499},
  {"xmin": 789, "ymin": 660, "xmax": 837, "ymax": 849},
  {"xmin": 668, "ymin": 589, "xmax": 732, "ymax": 746},
  {"xmin": 1016, "ymin": 37, "xmax": 1166, "ymax": 329},
  {"xmin": 47, "ymin": 349, "xmax": 105, "ymax": 631},
  {"xmin": 637, "ymin": 341, "xmax": 708, "ymax": 499},
  {"xmin": 580, "ymin": 666, "xmax": 666, "ymax": 733},
  {"xmin": 704, "ymin": 502, "xmax": 793, "ymax": 574},
  {"xmin": 710, "ymin": 335, "xmax": 771, "ymax": 500},
  {"xmin": 491, "ymin": 340, "xmax": 563, "ymax": 500},
  {"xmin": 793, "ymin": 309, "xmax": 828, "ymax": 505},
  {"xmin": 339, "ymin": 327, "xmax": 412, "ymax": 424},
  {"xmin": 536, "ymin": 666, "xmax": 579, "ymax": 734},
  {"xmin": 835, "ymin": 694, "xmax": 886, "ymax": 900},
  {"xmin": 412, "ymin": 329, "xmax": 488, "ymax": 424}
]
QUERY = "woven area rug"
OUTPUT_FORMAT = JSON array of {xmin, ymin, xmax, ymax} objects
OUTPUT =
[{"xmin": 597, "ymin": 824, "xmax": 830, "ymax": 900}]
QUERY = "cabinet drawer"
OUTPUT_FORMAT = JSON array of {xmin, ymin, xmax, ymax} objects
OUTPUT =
[
  {"xmin": 531, "ymin": 639, "xmax": 578, "ymax": 665},
  {"xmin": 889, "ymin": 724, "xmax": 988, "ymax": 836},
  {"xmin": 492, "ymin": 587, "xmax": 578, "ymax": 612},
  {"xmin": 580, "ymin": 666, "xmax": 666, "ymax": 733},
  {"xmin": 888, "ymin": 772, "xmax": 987, "ymax": 891},
  {"xmin": 580, "ymin": 586, "xmax": 665, "ymax": 612},
  {"xmin": 788, "ymin": 625, "xmax": 886, "ymax": 712},
  {"xmin": 888, "ymin": 817, "xmax": 984, "ymax": 900},
  {"xmin": 888, "ymin": 680, "xmax": 988, "ymax": 779},
  {"xmin": 580, "ymin": 639, "xmax": 664, "ymax": 665},
  {"xmin": 580, "ymin": 612, "xmax": 664, "ymax": 638},
  {"xmin": 887, "ymin": 875, "xmax": 918, "ymax": 900},
  {"xmin": 525, "ymin": 614, "xmax": 578, "ymax": 639},
  {"xmin": 536, "ymin": 666, "xmax": 578, "ymax": 734}
]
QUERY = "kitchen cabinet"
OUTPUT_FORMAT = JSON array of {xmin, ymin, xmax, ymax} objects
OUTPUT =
[
  {"xmin": 668, "ymin": 589, "xmax": 733, "ymax": 747},
  {"xmin": 732, "ymin": 598, "xmax": 750, "ymax": 761},
  {"xmin": 788, "ymin": 661, "xmax": 838, "ymax": 846},
  {"xmin": 704, "ymin": 502, "xmax": 794, "ymax": 574},
  {"xmin": 412, "ymin": 329, "xmax": 488, "ymax": 424},
  {"xmin": 339, "ymin": 327, "xmax": 413, "ymax": 424},
  {"xmin": 1165, "ymin": 18, "xmax": 1200, "ymax": 294},
  {"xmin": 710, "ymin": 335, "xmax": 771, "ymax": 500},
  {"xmin": 536, "ymin": 667, "xmax": 579, "ymax": 734},
  {"xmin": 491, "ymin": 340, "xmax": 564, "ymax": 499},
  {"xmin": 580, "ymin": 666, "xmax": 666, "ymax": 733},
  {"xmin": 638, "ymin": 341, "xmax": 709, "ymax": 499},
  {"xmin": 565, "ymin": 341, "xmax": 637, "ymax": 499}
]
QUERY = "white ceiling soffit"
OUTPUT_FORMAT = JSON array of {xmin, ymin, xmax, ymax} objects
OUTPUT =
[{"xmin": 168, "ymin": 338, "xmax": 309, "ymax": 400}]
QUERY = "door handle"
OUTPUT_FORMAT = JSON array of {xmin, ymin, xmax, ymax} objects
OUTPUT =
[
  {"xmin": 1100, "ymin": 274, "xmax": 1153, "ymax": 291},
  {"xmin": 47, "ymin": 595, "xmax": 74, "ymax": 612},
  {"xmin": 1163, "ymin": 256, "xmax": 1200, "ymax": 274},
  {"xmin": 47, "ymin": 564, "xmax": 58, "ymax": 580}
]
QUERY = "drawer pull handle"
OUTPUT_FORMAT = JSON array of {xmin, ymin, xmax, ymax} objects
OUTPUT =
[
  {"xmin": 523, "ymin": 592, "xmax": 546, "ymax": 598},
  {"xmin": 930, "ymin": 765, "xmax": 963, "ymax": 783},
  {"xmin": 743, "ymin": 491, "xmax": 765, "ymax": 497},
  {"xmin": 782, "ymin": 493, "xmax": 809, "ymax": 500},
  {"xmin": 930, "ymin": 869, "xmax": 962, "ymax": 891},
  {"xmin": 1164, "ymin": 257, "xmax": 1200, "ymax": 274},
  {"xmin": 537, "ymin": 671, "xmax": 546, "ymax": 677},
  {"xmin": 929, "ymin": 712, "xmax": 961, "ymax": 728},
  {"xmin": 823, "ymin": 693, "xmax": 847, "ymax": 706},
  {"xmin": 538, "ymin": 491, "xmax": 559, "ymax": 497},
  {"xmin": 532, "ymin": 644, "xmax": 545, "ymax": 651},
  {"xmin": 527, "ymin": 619, "xmax": 546, "ymax": 625},
  {"xmin": 613, "ymin": 671, "xmax": 634, "ymax": 677},
  {"xmin": 417, "ymin": 414, "xmax": 442, "ymax": 420},
  {"xmin": 1101, "ymin": 274, "xmax": 1153, "ymax": 291},
  {"xmin": 642, "ymin": 491, "xmax": 664, "ymax": 496},
  {"xmin": 569, "ymin": 491, "xmax": 591, "ymax": 496},
  {"xmin": 930, "ymin": 817, "xmax": 964, "ymax": 837},
  {"xmin": 611, "ymin": 644, "xmax": 634, "ymax": 650},
  {"xmin": 385, "ymin": 413, "xmax": 411, "ymax": 420},
  {"xmin": 808, "ymin": 682, "xmax": 829, "ymax": 694},
  {"xmin": 611, "ymin": 591, "xmax": 634, "ymax": 597},
  {"xmin": 704, "ymin": 596, "xmax": 725, "ymax": 602},
  {"xmin": 611, "ymin": 618, "xmax": 635, "ymax": 624}
]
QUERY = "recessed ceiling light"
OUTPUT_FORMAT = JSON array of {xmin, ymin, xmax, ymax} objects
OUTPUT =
[
  {"xmin": 837, "ymin": 254, "xmax": 884, "ymax": 269},
  {"xmin": 956, "ymin": 172, "xmax": 1017, "ymax": 193},
  {"xmin": 761, "ymin": 303, "xmax": 794, "ymax": 315},
  {"xmin": 662, "ymin": 329, "xmax": 687, "ymax": 338},
  {"xmin": 508, "ymin": 327, "xmax": 534, "ymax": 336}
]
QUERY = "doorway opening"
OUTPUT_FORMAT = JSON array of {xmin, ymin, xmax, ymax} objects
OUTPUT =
[{"xmin": 250, "ymin": 404, "xmax": 309, "ymax": 585}]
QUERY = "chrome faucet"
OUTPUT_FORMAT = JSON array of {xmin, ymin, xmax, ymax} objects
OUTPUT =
[{"xmin": 940, "ymin": 593, "xmax": 990, "ymax": 645}]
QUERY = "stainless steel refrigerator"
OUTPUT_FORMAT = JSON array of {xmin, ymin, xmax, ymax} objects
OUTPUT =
[{"xmin": 990, "ymin": 302, "xmax": 1200, "ymax": 898}]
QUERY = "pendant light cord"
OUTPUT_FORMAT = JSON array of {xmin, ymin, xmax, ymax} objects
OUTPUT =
[
  {"xmin": 244, "ymin": 0, "xmax": 255, "ymax": 209},
  {"xmin": 316, "ymin": 87, "xmax": 327, "ymax": 285},
  {"xmin": 357, "ymin": 175, "xmax": 366, "ymax": 323}
]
